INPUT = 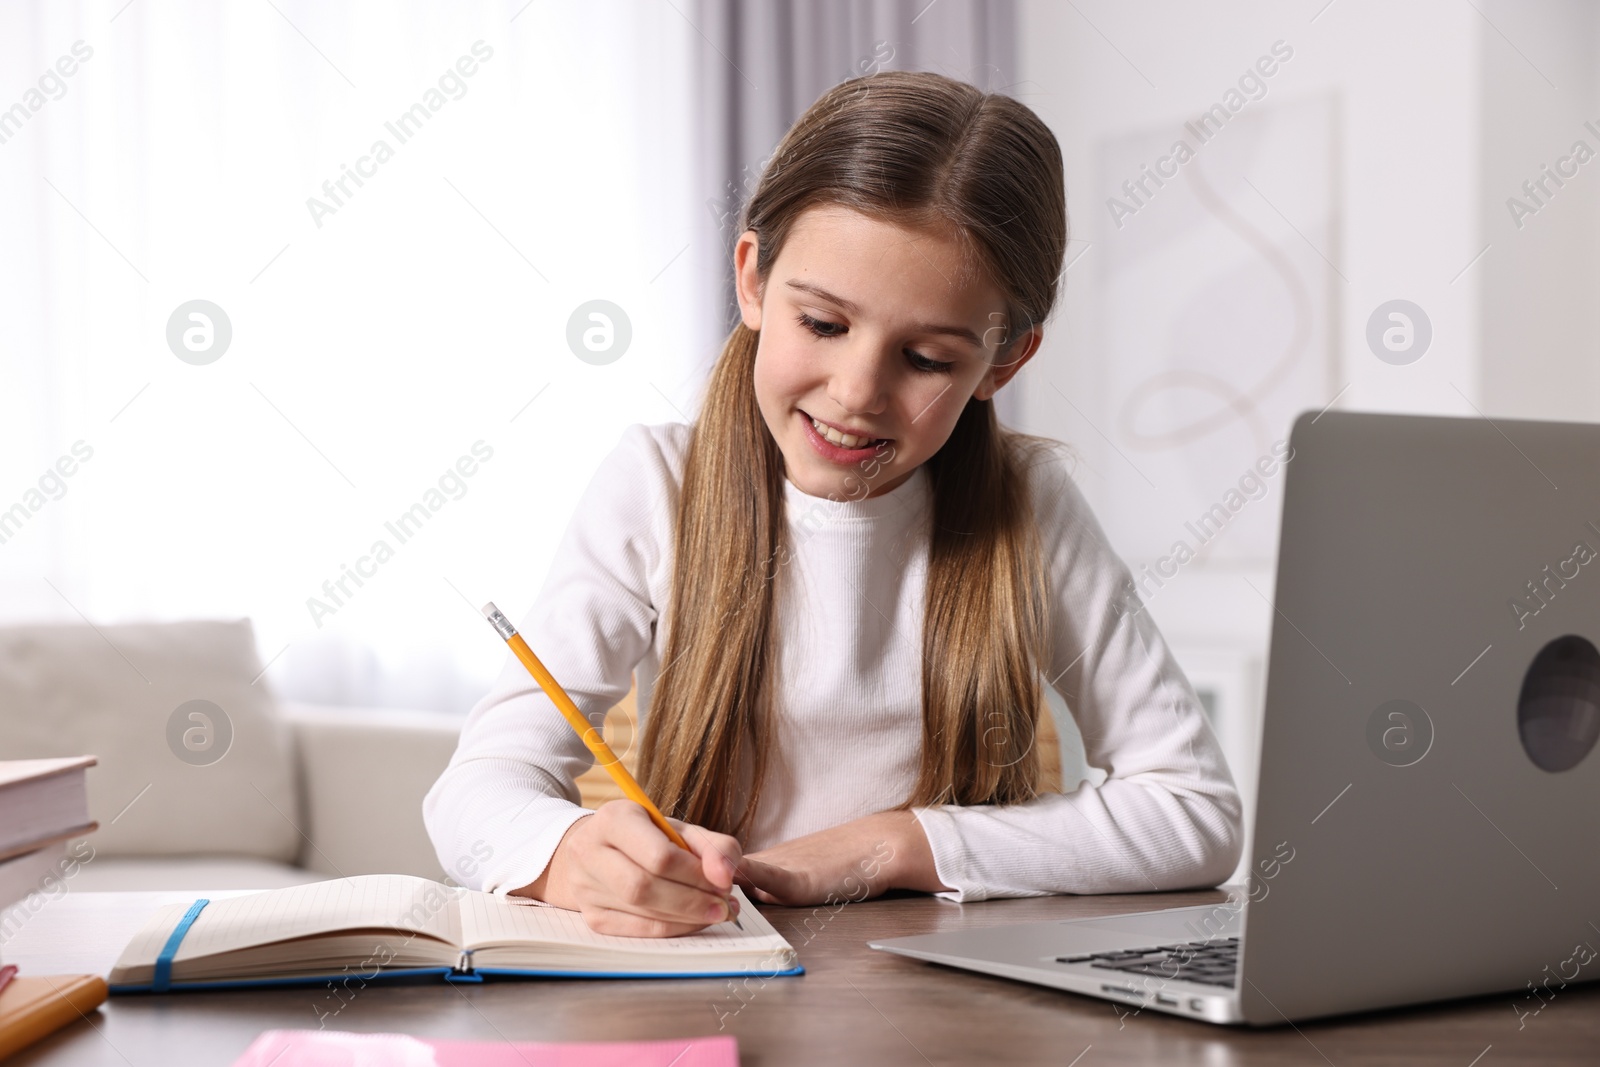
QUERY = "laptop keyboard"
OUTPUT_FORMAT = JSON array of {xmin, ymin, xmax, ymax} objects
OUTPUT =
[{"xmin": 1056, "ymin": 936, "xmax": 1239, "ymax": 987}]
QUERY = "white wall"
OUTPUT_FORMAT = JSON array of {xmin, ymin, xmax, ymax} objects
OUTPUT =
[
  {"xmin": 1018, "ymin": 0, "xmax": 1598, "ymax": 880},
  {"xmin": 1477, "ymin": 0, "xmax": 1600, "ymax": 420}
]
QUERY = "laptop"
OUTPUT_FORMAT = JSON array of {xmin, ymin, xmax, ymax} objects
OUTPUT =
[{"xmin": 871, "ymin": 408, "xmax": 1600, "ymax": 1025}]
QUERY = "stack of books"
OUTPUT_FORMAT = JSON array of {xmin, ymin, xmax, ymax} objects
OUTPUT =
[
  {"xmin": 0, "ymin": 756, "xmax": 105, "ymax": 1061},
  {"xmin": 0, "ymin": 756, "xmax": 98, "ymax": 912}
]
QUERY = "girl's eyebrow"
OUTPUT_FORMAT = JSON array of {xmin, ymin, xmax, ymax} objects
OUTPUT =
[{"xmin": 784, "ymin": 279, "xmax": 986, "ymax": 349}]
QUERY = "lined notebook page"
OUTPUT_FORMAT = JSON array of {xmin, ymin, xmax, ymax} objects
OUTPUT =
[
  {"xmin": 116, "ymin": 875, "xmax": 463, "ymax": 969},
  {"xmin": 458, "ymin": 885, "xmax": 791, "ymax": 957}
]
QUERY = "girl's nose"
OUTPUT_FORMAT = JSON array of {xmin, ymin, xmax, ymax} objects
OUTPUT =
[{"xmin": 827, "ymin": 344, "xmax": 891, "ymax": 416}]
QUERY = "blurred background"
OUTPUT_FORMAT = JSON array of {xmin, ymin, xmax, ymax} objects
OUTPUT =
[{"xmin": 1, "ymin": 1, "xmax": 1597, "ymax": 881}]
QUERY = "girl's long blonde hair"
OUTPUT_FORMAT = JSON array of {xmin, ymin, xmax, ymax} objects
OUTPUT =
[{"xmin": 638, "ymin": 70, "xmax": 1070, "ymax": 838}]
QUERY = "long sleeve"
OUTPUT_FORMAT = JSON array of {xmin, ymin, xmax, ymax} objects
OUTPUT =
[
  {"xmin": 910, "ymin": 448, "xmax": 1245, "ymax": 902},
  {"xmin": 422, "ymin": 424, "xmax": 672, "ymax": 895}
]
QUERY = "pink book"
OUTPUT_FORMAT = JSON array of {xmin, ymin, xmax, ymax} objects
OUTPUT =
[{"xmin": 232, "ymin": 1030, "xmax": 739, "ymax": 1066}]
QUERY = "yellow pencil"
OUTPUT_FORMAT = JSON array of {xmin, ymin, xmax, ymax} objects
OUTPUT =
[{"xmin": 481, "ymin": 602, "xmax": 741, "ymax": 927}]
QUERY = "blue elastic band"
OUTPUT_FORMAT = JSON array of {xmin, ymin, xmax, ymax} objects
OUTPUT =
[{"xmin": 152, "ymin": 898, "xmax": 210, "ymax": 993}]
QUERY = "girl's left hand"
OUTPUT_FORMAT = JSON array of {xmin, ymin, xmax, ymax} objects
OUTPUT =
[{"xmin": 735, "ymin": 810, "xmax": 951, "ymax": 906}]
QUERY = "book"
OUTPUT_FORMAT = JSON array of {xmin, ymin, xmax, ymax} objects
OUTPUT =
[
  {"xmin": 0, "ymin": 757, "xmax": 97, "ymax": 862},
  {"xmin": 0, "ymin": 974, "xmax": 108, "ymax": 1061},
  {"xmin": 232, "ymin": 1029, "xmax": 738, "ymax": 1066},
  {"xmin": 109, "ymin": 874, "xmax": 801, "ymax": 992},
  {"xmin": 0, "ymin": 842, "xmax": 67, "ymax": 913}
]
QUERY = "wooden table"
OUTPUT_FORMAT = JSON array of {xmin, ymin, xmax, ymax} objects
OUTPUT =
[{"xmin": 4, "ymin": 886, "xmax": 1597, "ymax": 1065}]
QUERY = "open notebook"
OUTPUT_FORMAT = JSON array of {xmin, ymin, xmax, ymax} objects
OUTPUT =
[{"xmin": 109, "ymin": 875, "xmax": 801, "ymax": 993}]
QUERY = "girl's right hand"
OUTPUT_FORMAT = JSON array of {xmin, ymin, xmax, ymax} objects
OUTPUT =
[{"xmin": 519, "ymin": 800, "xmax": 745, "ymax": 937}]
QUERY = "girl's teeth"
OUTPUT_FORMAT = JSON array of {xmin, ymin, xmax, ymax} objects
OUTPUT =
[{"xmin": 810, "ymin": 415, "xmax": 876, "ymax": 449}]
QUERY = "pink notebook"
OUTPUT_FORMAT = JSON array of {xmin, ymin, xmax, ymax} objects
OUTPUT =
[{"xmin": 232, "ymin": 1030, "xmax": 738, "ymax": 1066}]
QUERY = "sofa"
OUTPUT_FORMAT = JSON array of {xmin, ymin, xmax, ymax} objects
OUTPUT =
[
  {"xmin": 0, "ymin": 619, "xmax": 462, "ymax": 891},
  {"xmin": 0, "ymin": 617, "xmax": 665, "ymax": 893}
]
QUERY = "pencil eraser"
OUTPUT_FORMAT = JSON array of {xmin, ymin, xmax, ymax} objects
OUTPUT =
[{"xmin": 481, "ymin": 602, "xmax": 499, "ymax": 618}]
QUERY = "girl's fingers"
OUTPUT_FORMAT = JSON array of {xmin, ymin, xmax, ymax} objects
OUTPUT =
[
  {"xmin": 581, "ymin": 904, "xmax": 712, "ymax": 939},
  {"xmin": 607, "ymin": 804, "xmax": 721, "ymax": 892},
  {"xmin": 572, "ymin": 803, "xmax": 749, "ymax": 933},
  {"xmin": 676, "ymin": 821, "xmax": 743, "ymax": 890},
  {"xmin": 733, "ymin": 856, "xmax": 794, "ymax": 905},
  {"xmin": 590, "ymin": 843, "xmax": 735, "ymax": 927}
]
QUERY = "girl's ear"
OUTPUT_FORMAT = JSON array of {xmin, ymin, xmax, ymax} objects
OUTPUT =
[
  {"xmin": 973, "ymin": 325, "xmax": 1044, "ymax": 401},
  {"xmin": 733, "ymin": 230, "xmax": 764, "ymax": 332}
]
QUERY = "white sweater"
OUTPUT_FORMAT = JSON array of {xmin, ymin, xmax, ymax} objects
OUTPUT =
[{"xmin": 423, "ymin": 421, "xmax": 1243, "ymax": 903}]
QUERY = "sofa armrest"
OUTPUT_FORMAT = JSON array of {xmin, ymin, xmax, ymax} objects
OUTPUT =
[{"xmin": 281, "ymin": 702, "xmax": 460, "ymax": 880}]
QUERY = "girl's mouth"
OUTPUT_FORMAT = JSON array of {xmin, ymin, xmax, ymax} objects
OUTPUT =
[{"xmin": 798, "ymin": 410, "xmax": 891, "ymax": 464}]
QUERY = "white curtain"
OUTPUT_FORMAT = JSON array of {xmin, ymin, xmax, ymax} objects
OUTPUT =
[
  {"xmin": 1, "ymin": 0, "xmax": 1020, "ymax": 713},
  {"xmin": 0, "ymin": 1, "xmax": 712, "ymax": 711}
]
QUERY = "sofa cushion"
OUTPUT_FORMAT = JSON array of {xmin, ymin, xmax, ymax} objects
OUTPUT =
[
  {"xmin": 282, "ymin": 702, "xmax": 459, "ymax": 881},
  {"xmin": 0, "ymin": 618, "xmax": 300, "ymax": 862}
]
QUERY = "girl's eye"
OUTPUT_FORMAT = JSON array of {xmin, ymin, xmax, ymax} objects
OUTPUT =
[
  {"xmin": 907, "ymin": 351, "xmax": 955, "ymax": 375},
  {"xmin": 796, "ymin": 312, "xmax": 845, "ymax": 338},
  {"xmin": 795, "ymin": 313, "xmax": 955, "ymax": 375}
]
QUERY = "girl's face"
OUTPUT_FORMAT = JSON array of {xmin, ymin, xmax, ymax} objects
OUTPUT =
[{"xmin": 734, "ymin": 205, "xmax": 1041, "ymax": 501}]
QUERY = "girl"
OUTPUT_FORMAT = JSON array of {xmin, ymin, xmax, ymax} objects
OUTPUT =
[{"xmin": 424, "ymin": 70, "xmax": 1242, "ymax": 937}]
